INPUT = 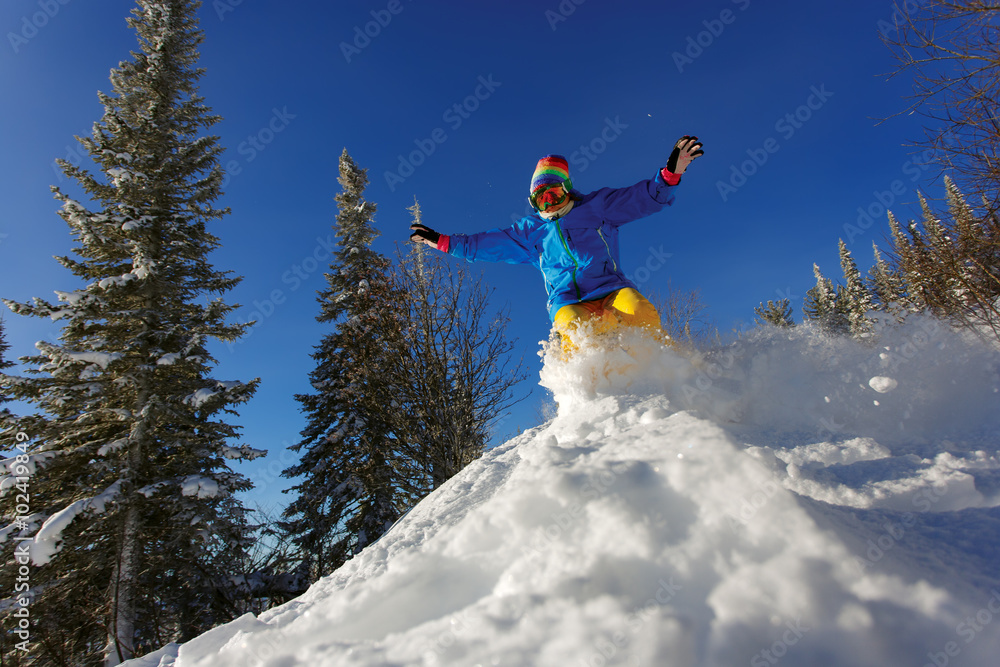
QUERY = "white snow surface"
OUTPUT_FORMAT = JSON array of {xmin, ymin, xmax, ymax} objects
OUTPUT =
[{"xmin": 125, "ymin": 318, "xmax": 1000, "ymax": 666}]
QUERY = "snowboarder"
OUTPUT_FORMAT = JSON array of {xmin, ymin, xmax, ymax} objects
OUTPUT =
[{"xmin": 409, "ymin": 135, "xmax": 704, "ymax": 352}]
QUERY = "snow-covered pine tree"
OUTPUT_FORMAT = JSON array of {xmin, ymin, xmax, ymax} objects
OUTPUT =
[
  {"xmin": 888, "ymin": 209, "xmax": 934, "ymax": 312},
  {"xmin": 0, "ymin": 319, "xmax": 11, "ymax": 421},
  {"xmin": 917, "ymin": 192, "xmax": 969, "ymax": 313},
  {"xmin": 753, "ymin": 299, "xmax": 795, "ymax": 328},
  {"xmin": 0, "ymin": 2, "xmax": 261, "ymax": 664},
  {"xmin": 868, "ymin": 242, "xmax": 910, "ymax": 318},
  {"xmin": 280, "ymin": 150, "xmax": 406, "ymax": 581},
  {"xmin": 803, "ymin": 263, "xmax": 849, "ymax": 335},
  {"xmin": 838, "ymin": 239, "xmax": 875, "ymax": 337},
  {"xmin": 942, "ymin": 177, "xmax": 1000, "ymax": 335},
  {"xmin": 886, "ymin": 179, "xmax": 1000, "ymax": 338}
]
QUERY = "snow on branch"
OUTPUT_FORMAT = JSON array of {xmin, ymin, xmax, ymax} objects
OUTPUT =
[
  {"xmin": 30, "ymin": 480, "xmax": 124, "ymax": 566},
  {"xmin": 0, "ymin": 513, "xmax": 45, "ymax": 545},
  {"xmin": 35, "ymin": 343, "xmax": 123, "ymax": 380},
  {"xmin": 183, "ymin": 380, "xmax": 245, "ymax": 409},
  {"xmin": 97, "ymin": 438, "xmax": 129, "ymax": 456},
  {"xmin": 0, "ymin": 451, "xmax": 58, "ymax": 494},
  {"xmin": 180, "ymin": 475, "xmax": 220, "ymax": 499},
  {"xmin": 63, "ymin": 351, "xmax": 122, "ymax": 370},
  {"xmin": 97, "ymin": 273, "xmax": 139, "ymax": 290},
  {"xmin": 221, "ymin": 444, "xmax": 267, "ymax": 461}
]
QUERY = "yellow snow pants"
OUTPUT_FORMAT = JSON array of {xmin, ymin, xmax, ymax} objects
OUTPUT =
[{"xmin": 553, "ymin": 288, "xmax": 666, "ymax": 355}]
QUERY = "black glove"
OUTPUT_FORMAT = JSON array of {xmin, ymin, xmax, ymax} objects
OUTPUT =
[
  {"xmin": 409, "ymin": 223, "xmax": 440, "ymax": 248},
  {"xmin": 666, "ymin": 135, "xmax": 704, "ymax": 175}
]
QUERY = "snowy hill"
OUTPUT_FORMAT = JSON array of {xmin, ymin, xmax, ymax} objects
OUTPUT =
[{"xmin": 126, "ymin": 319, "xmax": 1000, "ymax": 667}]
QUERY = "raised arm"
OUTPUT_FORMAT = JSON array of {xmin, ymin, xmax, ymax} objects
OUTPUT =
[{"xmin": 599, "ymin": 135, "xmax": 705, "ymax": 226}]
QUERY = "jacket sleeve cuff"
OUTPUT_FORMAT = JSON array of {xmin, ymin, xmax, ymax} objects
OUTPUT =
[
  {"xmin": 660, "ymin": 167, "xmax": 682, "ymax": 186},
  {"xmin": 437, "ymin": 234, "xmax": 450, "ymax": 253}
]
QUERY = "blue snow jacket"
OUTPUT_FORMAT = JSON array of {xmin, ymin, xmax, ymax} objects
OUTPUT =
[{"xmin": 447, "ymin": 170, "xmax": 678, "ymax": 321}]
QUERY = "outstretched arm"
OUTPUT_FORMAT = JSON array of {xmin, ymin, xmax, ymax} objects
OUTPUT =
[{"xmin": 410, "ymin": 222, "xmax": 538, "ymax": 265}]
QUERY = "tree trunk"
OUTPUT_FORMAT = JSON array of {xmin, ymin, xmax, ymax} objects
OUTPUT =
[{"xmin": 104, "ymin": 500, "xmax": 140, "ymax": 666}]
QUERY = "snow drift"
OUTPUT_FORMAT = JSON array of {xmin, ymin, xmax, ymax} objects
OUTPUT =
[{"xmin": 126, "ymin": 317, "xmax": 1000, "ymax": 666}]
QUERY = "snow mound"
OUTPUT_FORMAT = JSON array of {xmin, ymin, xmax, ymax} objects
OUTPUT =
[{"xmin": 126, "ymin": 319, "xmax": 1000, "ymax": 667}]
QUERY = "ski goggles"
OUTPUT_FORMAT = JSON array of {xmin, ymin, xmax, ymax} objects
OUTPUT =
[{"xmin": 530, "ymin": 184, "xmax": 569, "ymax": 212}]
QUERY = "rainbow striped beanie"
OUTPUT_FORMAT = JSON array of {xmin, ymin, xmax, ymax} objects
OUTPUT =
[{"xmin": 529, "ymin": 155, "xmax": 572, "ymax": 196}]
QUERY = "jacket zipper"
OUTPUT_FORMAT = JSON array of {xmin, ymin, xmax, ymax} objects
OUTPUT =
[
  {"xmin": 598, "ymin": 228, "xmax": 617, "ymax": 272},
  {"xmin": 555, "ymin": 222, "xmax": 582, "ymax": 301}
]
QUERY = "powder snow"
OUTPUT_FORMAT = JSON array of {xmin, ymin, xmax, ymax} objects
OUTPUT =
[{"xmin": 123, "ymin": 316, "xmax": 1000, "ymax": 666}]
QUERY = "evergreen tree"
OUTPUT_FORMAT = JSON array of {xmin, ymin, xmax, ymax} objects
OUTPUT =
[
  {"xmin": 0, "ymin": 319, "xmax": 11, "ymax": 421},
  {"xmin": 838, "ymin": 239, "xmax": 875, "ymax": 337},
  {"xmin": 281, "ymin": 192, "xmax": 528, "ymax": 586},
  {"xmin": 867, "ymin": 242, "xmax": 909, "ymax": 317},
  {"xmin": 887, "ymin": 178, "xmax": 1000, "ymax": 338},
  {"xmin": 802, "ymin": 263, "xmax": 849, "ymax": 335},
  {"xmin": 754, "ymin": 299, "xmax": 795, "ymax": 328},
  {"xmin": 280, "ymin": 150, "xmax": 406, "ymax": 581},
  {"xmin": 942, "ymin": 178, "xmax": 1000, "ymax": 331},
  {"xmin": 888, "ymin": 209, "xmax": 935, "ymax": 312},
  {"xmin": 0, "ymin": 2, "xmax": 260, "ymax": 664}
]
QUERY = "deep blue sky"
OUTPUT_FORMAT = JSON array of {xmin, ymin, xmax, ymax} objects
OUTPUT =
[{"xmin": 1, "ymin": 0, "xmax": 939, "ymax": 510}]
